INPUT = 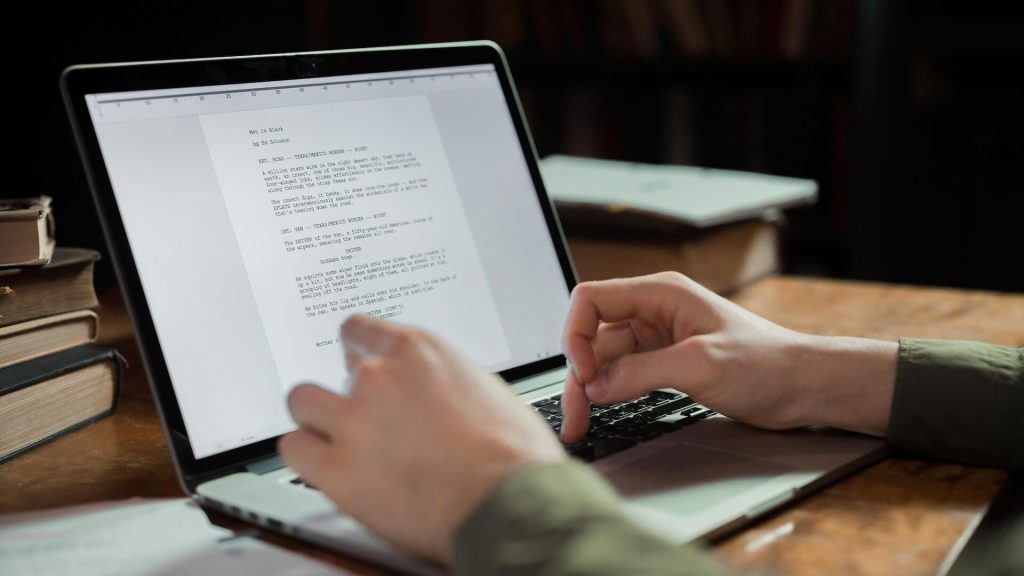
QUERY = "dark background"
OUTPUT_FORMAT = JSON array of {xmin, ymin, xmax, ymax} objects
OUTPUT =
[{"xmin": 12, "ymin": 0, "xmax": 1023, "ymax": 291}]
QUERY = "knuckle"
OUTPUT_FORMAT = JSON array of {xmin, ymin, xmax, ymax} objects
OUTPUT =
[
  {"xmin": 286, "ymin": 384, "xmax": 314, "ymax": 412},
  {"xmin": 684, "ymin": 334, "xmax": 712, "ymax": 356},
  {"xmin": 655, "ymin": 270, "xmax": 690, "ymax": 287},
  {"xmin": 605, "ymin": 358, "xmax": 626, "ymax": 384},
  {"xmin": 417, "ymin": 329, "xmax": 443, "ymax": 351},
  {"xmin": 570, "ymin": 281, "xmax": 595, "ymax": 302},
  {"xmin": 352, "ymin": 356, "xmax": 385, "ymax": 381},
  {"xmin": 608, "ymin": 353, "xmax": 640, "ymax": 383},
  {"xmin": 341, "ymin": 314, "xmax": 364, "ymax": 338},
  {"xmin": 390, "ymin": 329, "xmax": 419, "ymax": 352},
  {"xmin": 681, "ymin": 336, "xmax": 719, "ymax": 381}
]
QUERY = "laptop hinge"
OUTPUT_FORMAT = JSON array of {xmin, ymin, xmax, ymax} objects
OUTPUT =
[{"xmin": 245, "ymin": 455, "xmax": 285, "ymax": 475}]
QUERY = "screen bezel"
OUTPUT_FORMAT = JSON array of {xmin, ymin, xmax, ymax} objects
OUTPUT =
[{"xmin": 61, "ymin": 41, "xmax": 578, "ymax": 489}]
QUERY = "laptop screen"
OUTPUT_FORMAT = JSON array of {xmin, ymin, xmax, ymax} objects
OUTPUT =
[{"xmin": 84, "ymin": 63, "xmax": 571, "ymax": 459}]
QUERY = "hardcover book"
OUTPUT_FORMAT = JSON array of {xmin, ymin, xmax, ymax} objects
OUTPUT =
[
  {"xmin": 0, "ymin": 346, "xmax": 124, "ymax": 464},
  {"xmin": 0, "ymin": 248, "xmax": 100, "ymax": 328},
  {"xmin": 0, "ymin": 310, "xmax": 100, "ymax": 370}
]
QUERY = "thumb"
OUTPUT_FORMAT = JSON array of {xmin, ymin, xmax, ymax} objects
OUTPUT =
[{"xmin": 585, "ymin": 340, "xmax": 707, "ymax": 404}]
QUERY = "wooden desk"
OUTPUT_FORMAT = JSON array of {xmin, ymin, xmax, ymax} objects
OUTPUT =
[{"xmin": 2, "ymin": 276, "xmax": 1021, "ymax": 575}]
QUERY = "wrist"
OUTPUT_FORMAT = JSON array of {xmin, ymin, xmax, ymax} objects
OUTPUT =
[{"xmin": 793, "ymin": 334, "xmax": 899, "ymax": 437}]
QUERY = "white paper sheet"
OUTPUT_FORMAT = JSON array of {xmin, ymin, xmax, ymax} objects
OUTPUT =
[
  {"xmin": 540, "ymin": 154, "xmax": 817, "ymax": 228},
  {"xmin": 0, "ymin": 498, "xmax": 351, "ymax": 575}
]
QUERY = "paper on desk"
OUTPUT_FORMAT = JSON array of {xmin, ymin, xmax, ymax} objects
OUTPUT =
[
  {"xmin": 540, "ymin": 154, "xmax": 817, "ymax": 228},
  {"xmin": 0, "ymin": 498, "xmax": 351, "ymax": 575}
]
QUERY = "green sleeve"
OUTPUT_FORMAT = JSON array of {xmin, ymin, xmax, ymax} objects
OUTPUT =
[
  {"xmin": 888, "ymin": 338, "xmax": 1024, "ymax": 469},
  {"xmin": 452, "ymin": 460, "xmax": 732, "ymax": 576}
]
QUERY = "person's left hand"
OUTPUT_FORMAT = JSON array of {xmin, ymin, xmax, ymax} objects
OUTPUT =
[{"xmin": 278, "ymin": 314, "xmax": 565, "ymax": 564}]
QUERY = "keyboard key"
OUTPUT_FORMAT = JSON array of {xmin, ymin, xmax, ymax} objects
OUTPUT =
[
  {"xmin": 532, "ymin": 397, "xmax": 557, "ymax": 408},
  {"xmin": 602, "ymin": 406, "xmax": 632, "ymax": 420},
  {"xmin": 637, "ymin": 396, "xmax": 664, "ymax": 408},
  {"xmin": 680, "ymin": 406, "xmax": 716, "ymax": 420},
  {"xmin": 648, "ymin": 390, "xmax": 680, "ymax": 401},
  {"xmin": 644, "ymin": 420, "xmax": 682, "ymax": 434},
  {"xmin": 649, "ymin": 397, "xmax": 695, "ymax": 418},
  {"xmin": 632, "ymin": 407, "xmax": 655, "ymax": 418},
  {"xmin": 613, "ymin": 415, "xmax": 646, "ymax": 429}
]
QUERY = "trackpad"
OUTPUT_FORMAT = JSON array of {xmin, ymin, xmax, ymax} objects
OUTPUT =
[{"xmin": 602, "ymin": 443, "xmax": 794, "ymax": 516}]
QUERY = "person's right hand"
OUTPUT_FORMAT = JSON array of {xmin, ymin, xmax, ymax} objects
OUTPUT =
[
  {"xmin": 560, "ymin": 272, "xmax": 898, "ymax": 443},
  {"xmin": 279, "ymin": 314, "xmax": 564, "ymax": 564}
]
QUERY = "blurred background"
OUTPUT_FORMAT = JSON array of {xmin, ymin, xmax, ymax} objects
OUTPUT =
[{"xmin": 13, "ymin": 0, "xmax": 1023, "ymax": 291}]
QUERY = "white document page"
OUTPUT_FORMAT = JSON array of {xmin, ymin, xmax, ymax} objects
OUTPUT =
[
  {"xmin": 0, "ymin": 498, "xmax": 350, "ymax": 575},
  {"xmin": 199, "ymin": 95, "xmax": 510, "ymax": 392}
]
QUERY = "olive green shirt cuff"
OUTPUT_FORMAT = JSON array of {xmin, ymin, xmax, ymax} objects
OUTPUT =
[
  {"xmin": 452, "ymin": 459, "xmax": 731, "ymax": 576},
  {"xmin": 889, "ymin": 338, "xmax": 1024, "ymax": 469}
]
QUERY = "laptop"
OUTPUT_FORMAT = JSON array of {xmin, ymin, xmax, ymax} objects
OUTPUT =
[{"xmin": 62, "ymin": 41, "xmax": 887, "ymax": 574}]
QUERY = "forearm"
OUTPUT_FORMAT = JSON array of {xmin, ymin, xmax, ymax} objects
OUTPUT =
[{"xmin": 793, "ymin": 334, "xmax": 899, "ymax": 437}]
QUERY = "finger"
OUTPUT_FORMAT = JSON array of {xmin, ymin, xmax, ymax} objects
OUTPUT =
[
  {"xmin": 344, "ymin": 337, "xmax": 362, "ymax": 372},
  {"xmin": 585, "ymin": 340, "xmax": 703, "ymax": 405},
  {"xmin": 342, "ymin": 313, "xmax": 396, "ymax": 354},
  {"xmin": 342, "ymin": 317, "xmax": 384, "ymax": 371},
  {"xmin": 563, "ymin": 279, "xmax": 652, "ymax": 383},
  {"xmin": 287, "ymin": 383, "xmax": 351, "ymax": 439},
  {"xmin": 592, "ymin": 320, "xmax": 637, "ymax": 368},
  {"xmin": 559, "ymin": 369, "xmax": 591, "ymax": 444},
  {"xmin": 278, "ymin": 428, "xmax": 335, "ymax": 486},
  {"xmin": 345, "ymin": 355, "xmax": 388, "ymax": 404},
  {"xmin": 342, "ymin": 314, "xmax": 422, "ymax": 364}
]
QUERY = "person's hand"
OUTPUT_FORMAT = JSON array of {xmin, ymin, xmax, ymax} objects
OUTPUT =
[
  {"xmin": 278, "ymin": 314, "xmax": 565, "ymax": 564},
  {"xmin": 560, "ymin": 272, "xmax": 898, "ymax": 443}
]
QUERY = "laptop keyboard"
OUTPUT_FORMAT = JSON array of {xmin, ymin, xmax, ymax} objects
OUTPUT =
[
  {"xmin": 288, "ymin": 391, "xmax": 716, "ymax": 490},
  {"xmin": 532, "ymin": 391, "xmax": 717, "ymax": 462}
]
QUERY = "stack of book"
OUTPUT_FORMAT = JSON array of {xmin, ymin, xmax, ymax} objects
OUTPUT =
[
  {"xmin": 0, "ymin": 196, "xmax": 124, "ymax": 464},
  {"xmin": 541, "ymin": 155, "xmax": 818, "ymax": 294}
]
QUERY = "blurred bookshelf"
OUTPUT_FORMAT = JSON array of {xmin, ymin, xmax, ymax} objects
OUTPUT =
[{"xmin": 322, "ymin": 0, "xmax": 862, "ymax": 280}]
